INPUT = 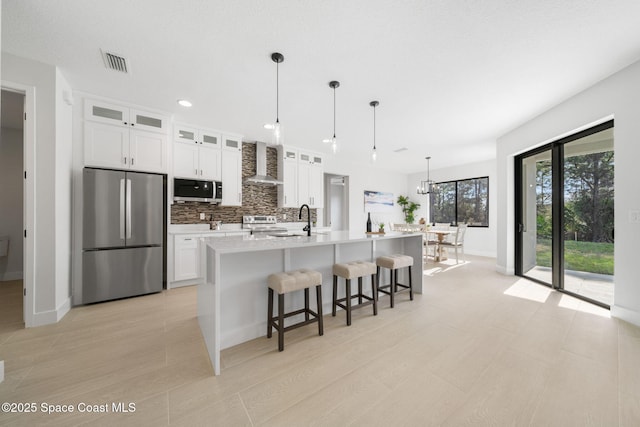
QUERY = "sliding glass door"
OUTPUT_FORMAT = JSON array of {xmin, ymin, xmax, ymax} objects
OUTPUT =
[
  {"xmin": 516, "ymin": 120, "xmax": 614, "ymax": 308},
  {"xmin": 517, "ymin": 148, "xmax": 553, "ymax": 285}
]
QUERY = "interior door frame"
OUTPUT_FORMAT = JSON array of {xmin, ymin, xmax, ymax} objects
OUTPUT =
[
  {"xmin": 2, "ymin": 81, "xmax": 36, "ymax": 327},
  {"xmin": 515, "ymin": 119, "xmax": 614, "ymax": 308}
]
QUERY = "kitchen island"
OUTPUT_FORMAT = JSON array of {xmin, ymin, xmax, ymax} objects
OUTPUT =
[{"xmin": 198, "ymin": 231, "xmax": 423, "ymax": 374}]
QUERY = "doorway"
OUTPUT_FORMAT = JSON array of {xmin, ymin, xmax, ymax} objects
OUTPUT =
[
  {"xmin": 324, "ymin": 174, "xmax": 349, "ymax": 231},
  {"xmin": 515, "ymin": 120, "xmax": 614, "ymax": 307},
  {"xmin": 0, "ymin": 89, "xmax": 26, "ymax": 329}
]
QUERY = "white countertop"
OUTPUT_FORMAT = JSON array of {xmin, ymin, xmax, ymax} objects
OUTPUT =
[
  {"xmin": 204, "ymin": 231, "xmax": 421, "ymax": 254},
  {"xmin": 169, "ymin": 223, "xmax": 332, "ymax": 236}
]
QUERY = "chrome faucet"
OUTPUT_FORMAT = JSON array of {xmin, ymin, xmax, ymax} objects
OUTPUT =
[{"xmin": 299, "ymin": 204, "xmax": 311, "ymax": 236}]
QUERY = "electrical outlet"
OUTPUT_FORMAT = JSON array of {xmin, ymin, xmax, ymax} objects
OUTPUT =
[
  {"xmin": 200, "ymin": 213, "xmax": 206, "ymax": 220},
  {"xmin": 629, "ymin": 210, "xmax": 640, "ymax": 223}
]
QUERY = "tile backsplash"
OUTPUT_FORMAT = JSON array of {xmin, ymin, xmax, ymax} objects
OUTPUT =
[{"xmin": 171, "ymin": 142, "xmax": 317, "ymax": 224}]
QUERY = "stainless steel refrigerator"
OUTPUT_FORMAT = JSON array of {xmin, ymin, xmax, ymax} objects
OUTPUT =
[{"xmin": 81, "ymin": 168, "xmax": 164, "ymax": 304}]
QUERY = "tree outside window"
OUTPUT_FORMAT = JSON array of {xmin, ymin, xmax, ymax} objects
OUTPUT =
[{"xmin": 429, "ymin": 177, "xmax": 489, "ymax": 227}]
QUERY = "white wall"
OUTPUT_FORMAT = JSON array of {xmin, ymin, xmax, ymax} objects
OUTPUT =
[
  {"xmin": 324, "ymin": 157, "xmax": 408, "ymax": 232},
  {"xmin": 0, "ymin": 127, "xmax": 23, "ymax": 280},
  {"xmin": 497, "ymin": 59, "xmax": 640, "ymax": 327},
  {"xmin": 1, "ymin": 53, "xmax": 72, "ymax": 325},
  {"xmin": 54, "ymin": 69, "xmax": 73, "ymax": 311},
  {"xmin": 408, "ymin": 159, "xmax": 497, "ymax": 257}
]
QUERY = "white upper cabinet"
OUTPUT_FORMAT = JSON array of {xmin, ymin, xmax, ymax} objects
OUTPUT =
[
  {"xmin": 221, "ymin": 145, "xmax": 242, "ymax": 206},
  {"xmin": 296, "ymin": 151, "xmax": 324, "ymax": 208},
  {"xmin": 173, "ymin": 124, "xmax": 222, "ymax": 180},
  {"xmin": 309, "ymin": 154, "xmax": 324, "ymax": 209},
  {"xmin": 278, "ymin": 147, "xmax": 298, "ymax": 208},
  {"xmin": 85, "ymin": 99, "xmax": 169, "ymax": 133},
  {"xmin": 84, "ymin": 99, "xmax": 168, "ymax": 173},
  {"xmin": 222, "ymin": 134, "xmax": 242, "ymax": 151},
  {"xmin": 84, "ymin": 122, "xmax": 130, "ymax": 170}
]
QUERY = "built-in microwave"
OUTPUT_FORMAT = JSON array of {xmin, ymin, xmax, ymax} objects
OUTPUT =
[{"xmin": 173, "ymin": 178, "xmax": 222, "ymax": 203}]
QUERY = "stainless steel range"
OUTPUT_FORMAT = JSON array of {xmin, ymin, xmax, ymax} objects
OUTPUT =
[{"xmin": 242, "ymin": 215, "xmax": 288, "ymax": 236}]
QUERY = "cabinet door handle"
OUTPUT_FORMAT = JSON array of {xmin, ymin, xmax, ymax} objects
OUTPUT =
[
  {"xmin": 124, "ymin": 122, "xmax": 128, "ymax": 125},
  {"xmin": 123, "ymin": 157, "xmax": 127, "ymax": 164},
  {"xmin": 195, "ymin": 169, "xmax": 198, "ymax": 175},
  {"xmin": 200, "ymin": 169, "xmax": 203, "ymax": 175},
  {"xmin": 131, "ymin": 123, "xmax": 135, "ymax": 127},
  {"xmin": 131, "ymin": 158, "xmax": 135, "ymax": 165}
]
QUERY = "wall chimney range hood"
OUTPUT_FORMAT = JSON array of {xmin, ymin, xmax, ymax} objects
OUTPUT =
[{"xmin": 246, "ymin": 141, "xmax": 283, "ymax": 185}]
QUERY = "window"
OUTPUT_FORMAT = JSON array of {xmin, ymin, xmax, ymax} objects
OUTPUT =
[{"xmin": 430, "ymin": 177, "xmax": 489, "ymax": 227}]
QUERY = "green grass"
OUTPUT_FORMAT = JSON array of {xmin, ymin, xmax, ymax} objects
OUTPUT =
[{"xmin": 535, "ymin": 238, "xmax": 614, "ymax": 275}]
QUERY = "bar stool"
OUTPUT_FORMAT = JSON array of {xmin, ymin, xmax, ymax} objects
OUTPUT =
[
  {"xmin": 376, "ymin": 254, "xmax": 414, "ymax": 308},
  {"xmin": 267, "ymin": 269, "xmax": 324, "ymax": 351},
  {"xmin": 332, "ymin": 261, "xmax": 378, "ymax": 326}
]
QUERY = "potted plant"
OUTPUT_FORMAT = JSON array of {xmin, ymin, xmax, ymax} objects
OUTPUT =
[
  {"xmin": 397, "ymin": 195, "xmax": 421, "ymax": 224},
  {"xmin": 378, "ymin": 223, "xmax": 385, "ymax": 233}
]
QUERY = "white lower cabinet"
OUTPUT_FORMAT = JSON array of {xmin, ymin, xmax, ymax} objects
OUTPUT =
[
  {"xmin": 173, "ymin": 235, "xmax": 201, "ymax": 282},
  {"xmin": 169, "ymin": 231, "xmax": 249, "ymax": 288}
]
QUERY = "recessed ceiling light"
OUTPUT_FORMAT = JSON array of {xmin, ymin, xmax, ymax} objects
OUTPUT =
[
  {"xmin": 177, "ymin": 99, "xmax": 192, "ymax": 107},
  {"xmin": 263, "ymin": 123, "xmax": 275, "ymax": 130}
]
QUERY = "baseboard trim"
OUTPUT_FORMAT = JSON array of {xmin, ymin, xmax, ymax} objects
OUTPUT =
[
  {"xmin": 30, "ymin": 297, "xmax": 71, "ymax": 327},
  {"xmin": 611, "ymin": 305, "xmax": 640, "ymax": 328},
  {"xmin": 495, "ymin": 264, "xmax": 515, "ymax": 275},
  {"xmin": 0, "ymin": 271, "xmax": 23, "ymax": 281}
]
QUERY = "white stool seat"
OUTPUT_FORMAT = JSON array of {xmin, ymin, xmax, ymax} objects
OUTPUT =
[
  {"xmin": 333, "ymin": 261, "xmax": 376, "ymax": 280},
  {"xmin": 268, "ymin": 269, "xmax": 322, "ymax": 294},
  {"xmin": 376, "ymin": 254, "xmax": 413, "ymax": 270}
]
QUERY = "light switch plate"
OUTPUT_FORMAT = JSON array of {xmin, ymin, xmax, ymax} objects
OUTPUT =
[{"xmin": 200, "ymin": 213, "xmax": 206, "ymax": 220}]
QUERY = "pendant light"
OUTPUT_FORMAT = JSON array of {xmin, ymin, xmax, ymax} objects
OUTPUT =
[
  {"xmin": 417, "ymin": 156, "xmax": 437, "ymax": 194},
  {"xmin": 370, "ymin": 101, "xmax": 379, "ymax": 162},
  {"xmin": 265, "ymin": 52, "xmax": 284, "ymax": 145},
  {"xmin": 323, "ymin": 80, "xmax": 340, "ymax": 154}
]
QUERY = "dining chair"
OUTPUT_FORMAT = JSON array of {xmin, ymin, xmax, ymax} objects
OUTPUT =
[{"xmin": 438, "ymin": 223, "xmax": 467, "ymax": 263}]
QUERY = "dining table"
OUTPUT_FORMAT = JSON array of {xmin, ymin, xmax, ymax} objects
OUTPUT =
[{"xmin": 425, "ymin": 229, "xmax": 453, "ymax": 261}]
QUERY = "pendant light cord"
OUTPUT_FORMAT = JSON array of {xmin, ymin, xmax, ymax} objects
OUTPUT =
[
  {"xmin": 373, "ymin": 104, "xmax": 376, "ymax": 150},
  {"xmin": 333, "ymin": 86, "xmax": 336, "ymax": 138},
  {"xmin": 276, "ymin": 61, "xmax": 279, "ymax": 123}
]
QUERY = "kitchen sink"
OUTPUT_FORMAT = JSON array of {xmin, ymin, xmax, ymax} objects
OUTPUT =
[{"xmin": 267, "ymin": 232, "xmax": 305, "ymax": 238}]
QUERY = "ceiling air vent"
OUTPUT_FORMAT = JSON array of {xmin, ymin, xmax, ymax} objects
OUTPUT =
[
  {"xmin": 393, "ymin": 147, "xmax": 408, "ymax": 153},
  {"xmin": 101, "ymin": 49, "xmax": 129, "ymax": 73}
]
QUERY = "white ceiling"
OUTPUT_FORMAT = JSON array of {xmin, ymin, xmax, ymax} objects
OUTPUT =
[{"xmin": 3, "ymin": 0, "xmax": 640, "ymax": 173}]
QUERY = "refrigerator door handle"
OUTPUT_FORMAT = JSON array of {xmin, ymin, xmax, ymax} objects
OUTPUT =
[
  {"xmin": 119, "ymin": 178, "xmax": 125, "ymax": 240},
  {"xmin": 126, "ymin": 179, "xmax": 132, "ymax": 239}
]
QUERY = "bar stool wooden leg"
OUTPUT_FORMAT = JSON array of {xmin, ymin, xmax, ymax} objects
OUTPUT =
[
  {"xmin": 409, "ymin": 266, "xmax": 414, "ymax": 300},
  {"xmin": 332, "ymin": 275, "xmax": 337, "ymax": 317},
  {"xmin": 278, "ymin": 293, "xmax": 284, "ymax": 352},
  {"xmin": 376, "ymin": 266, "xmax": 380, "ymax": 301},
  {"xmin": 358, "ymin": 277, "xmax": 363, "ymax": 304},
  {"xmin": 304, "ymin": 288, "xmax": 310, "ymax": 321},
  {"xmin": 390, "ymin": 269, "xmax": 395, "ymax": 308},
  {"xmin": 371, "ymin": 273, "xmax": 378, "ymax": 315},
  {"xmin": 267, "ymin": 288, "xmax": 274, "ymax": 338},
  {"xmin": 316, "ymin": 284, "xmax": 324, "ymax": 336},
  {"xmin": 346, "ymin": 279, "xmax": 352, "ymax": 326}
]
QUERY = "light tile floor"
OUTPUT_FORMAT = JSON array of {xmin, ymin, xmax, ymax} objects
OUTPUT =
[{"xmin": 0, "ymin": 256, "xmax": 639, "ymax": 426}]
